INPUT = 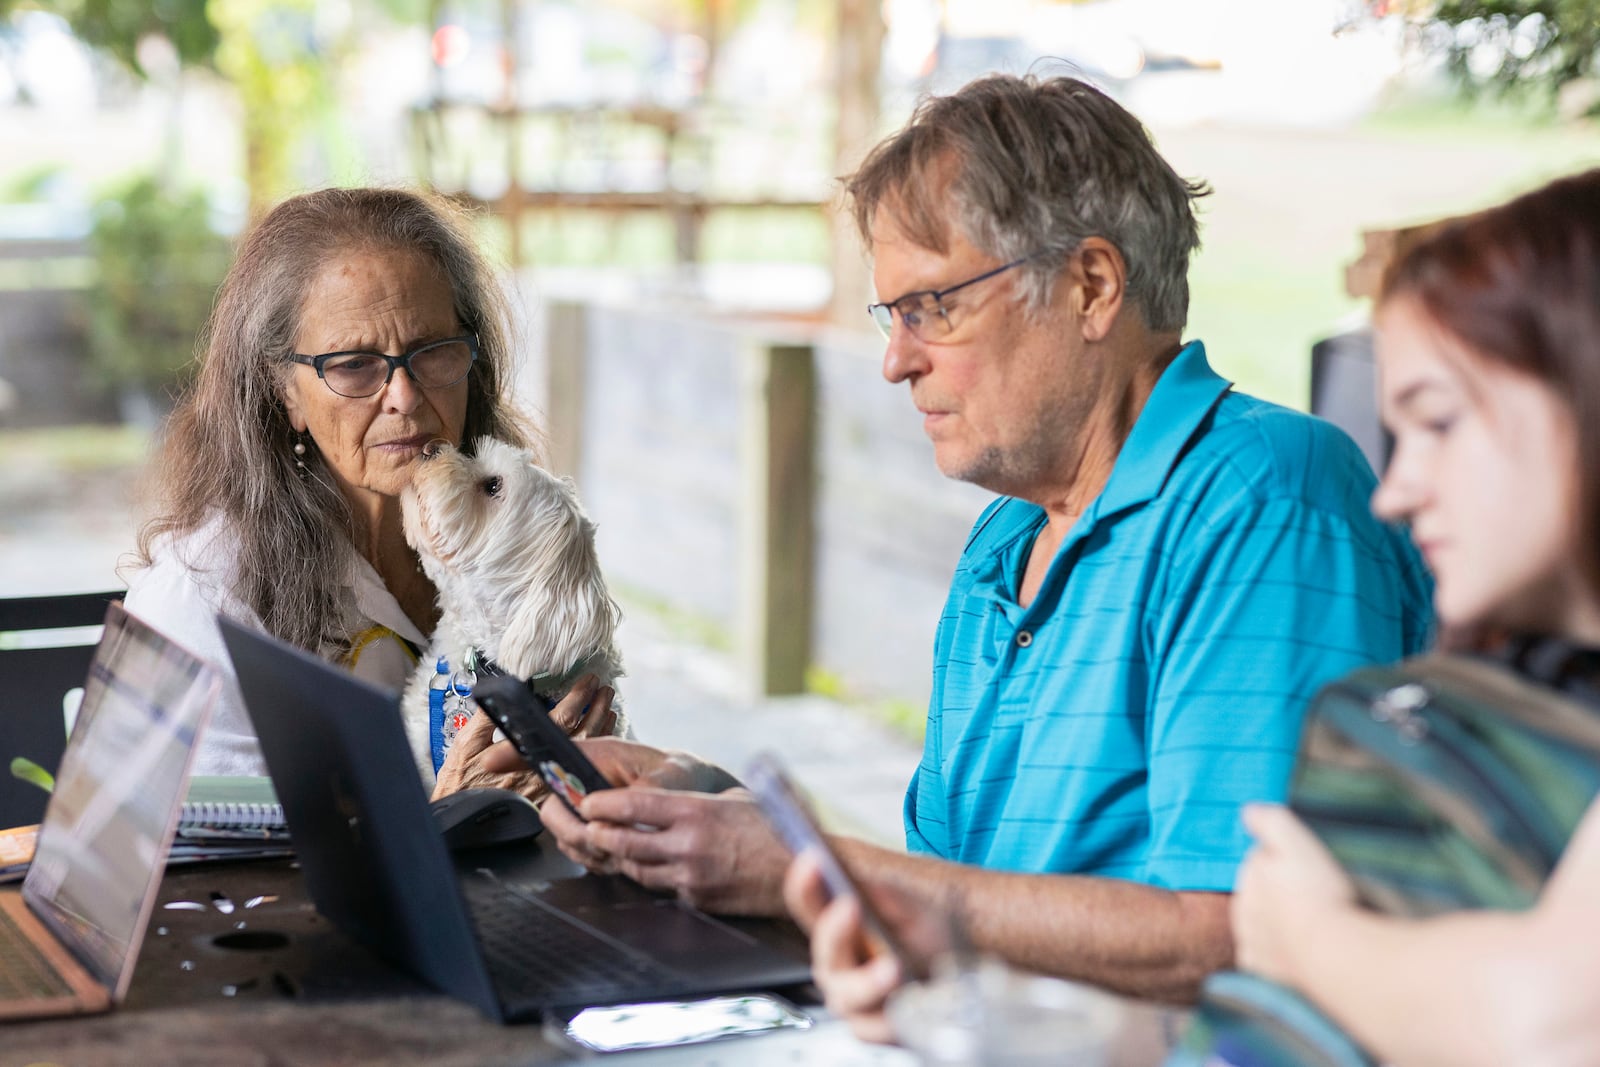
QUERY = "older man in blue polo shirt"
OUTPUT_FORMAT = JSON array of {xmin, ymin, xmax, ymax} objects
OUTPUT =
[{"xmin": 523, "ymin": 73, "xmax": 1431, "ymax": 1027}]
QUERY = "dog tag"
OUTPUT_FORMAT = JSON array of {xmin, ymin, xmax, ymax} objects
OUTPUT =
[{"xmin": 440, "ymin": 690, "xmax": 473, "ymax": 752}]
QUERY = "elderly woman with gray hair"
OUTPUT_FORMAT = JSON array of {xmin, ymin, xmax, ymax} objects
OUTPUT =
[{"xmin": 125, "ymin": 187, "xmax": 616, "ymax": 782}]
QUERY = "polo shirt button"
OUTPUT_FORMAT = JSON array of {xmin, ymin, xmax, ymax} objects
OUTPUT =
[{"xmin": 1016, "ymin": 630, "xmax": 1033, "ymax": 648}]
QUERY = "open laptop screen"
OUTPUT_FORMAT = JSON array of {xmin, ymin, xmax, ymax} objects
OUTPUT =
[{"xmin": 21, "ymin": 604, "xmax": 218, "ymax": 995}]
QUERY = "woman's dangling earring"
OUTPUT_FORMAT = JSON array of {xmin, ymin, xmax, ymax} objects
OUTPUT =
[{"xmin": 292, "ymin": 432, "xmax": 309, "ymax": 478}]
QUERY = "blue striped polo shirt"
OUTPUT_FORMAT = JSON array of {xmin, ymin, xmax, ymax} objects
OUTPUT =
[{"xmin": 905, "ymin": 341, "xmax": 1433, "ymax": 891}]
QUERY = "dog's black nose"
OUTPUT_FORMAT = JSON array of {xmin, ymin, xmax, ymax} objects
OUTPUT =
[{"xmin": 421, "ymin": 440, "xmax": 444, "ymax": 460}]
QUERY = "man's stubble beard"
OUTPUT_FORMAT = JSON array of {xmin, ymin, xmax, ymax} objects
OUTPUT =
[{"xmin": 940, "ymin": 429, "xmax": 1063, "ymax": 500}]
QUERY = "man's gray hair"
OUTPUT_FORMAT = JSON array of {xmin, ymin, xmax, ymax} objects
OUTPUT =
[
  {"xmin": 131, "ymin": 187, "xmax": 537, "ymax": 653},
  {"xmin": 846, "ymin": 74, "xmax": 1210, "ymax": 333}
]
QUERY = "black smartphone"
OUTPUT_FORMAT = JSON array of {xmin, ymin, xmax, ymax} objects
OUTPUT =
[
  {"xmin": 745, "ymin": 752, "xmax": 918, "ymax": 971},
  {"xmin": 470, "ymin": 675, "xmax": 612, "ymax": 819}
]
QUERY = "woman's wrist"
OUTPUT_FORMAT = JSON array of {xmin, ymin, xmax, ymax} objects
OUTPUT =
[{"xmin": 1280, "ymin": 895, "xmax": 1370, "ymax": 997}]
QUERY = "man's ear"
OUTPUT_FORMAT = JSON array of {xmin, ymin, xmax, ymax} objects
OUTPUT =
[{"xmin": 1067, "ymin": 237, "xmax": 1126, "ymax": 343}]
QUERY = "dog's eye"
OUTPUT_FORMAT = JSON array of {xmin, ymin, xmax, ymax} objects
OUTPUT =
[{"xmin": 482, "ymin": 476, "xmax": 503, "ymax": 498}]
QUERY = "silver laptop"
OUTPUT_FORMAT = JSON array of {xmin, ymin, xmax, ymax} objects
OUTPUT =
[{"xmin": 0, "ymin": 603, "xmax": 218, "ymax": 1021}]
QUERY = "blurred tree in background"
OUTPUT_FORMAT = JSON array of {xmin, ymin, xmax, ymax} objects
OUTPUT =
[
  {"xmin": 208, "ymin": 0, "xmax": 335, "ymax": 216},
  {"xmin": 1435, "ymin": 1, "xmax": 1600, "ymax": 95},
  {"xmin": 26, "ymin": 0, "xmax": 218, "ymax": 73},
  {"xmin": 22, "ymin": 0, "xmax": 422, "ymax": 214},
  {"xmin": 1382, "ymin": 0, "xmax": 1600, "ymax": 109},
  {"xmin": 83, "ymin": 176, "xmax": 231, "ymax": 405}
]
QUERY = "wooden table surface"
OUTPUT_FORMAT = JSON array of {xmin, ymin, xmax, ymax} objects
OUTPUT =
[
  {"xmin": 1, "ymin": 849, "xmax": 1177, "ymax": 1067},
  {"xmin": 1, "ymin": 840, "xmax": 830, "ymax": 1067}
]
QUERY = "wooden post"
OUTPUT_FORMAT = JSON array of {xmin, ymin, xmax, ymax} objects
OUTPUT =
[
  {"xmin": 739, "ymin": 341, "xmax": 816, "ymax": 696},
  {"xmin": 829, "ymin": 0, "xmax": 886, "ymax": 326},
  {"xmin": 541, "ymin": 300, "xmax": 587, "ymax": 484}
]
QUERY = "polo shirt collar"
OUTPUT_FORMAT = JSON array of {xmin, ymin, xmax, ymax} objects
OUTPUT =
[
  {"xmin": 963, "ymin": 341, "xmax": 1231, "ymax": 607},
  {"xmin": 1088, "ymin": 339, "xmax": 1231, "ymax": 522}
]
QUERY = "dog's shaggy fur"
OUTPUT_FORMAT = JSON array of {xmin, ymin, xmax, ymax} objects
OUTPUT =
[{"xmin": 400, "ymin": 437, "xmax": 624, "ymax": 781}]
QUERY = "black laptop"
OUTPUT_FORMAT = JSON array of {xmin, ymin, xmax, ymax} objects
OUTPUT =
[{"xmin": 217, "ymin": 616, "xmax": 810, "ymax": 1023}]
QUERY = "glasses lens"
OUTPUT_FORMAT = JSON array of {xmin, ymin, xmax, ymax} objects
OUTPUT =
[
  {"xmin": 900, "ymin": 294, "xmax": 947, "ymax": 341},
  {"xmin": 320, "ymin": 353, "xmax": 390, "ymax": 397},
  {"xmin": 409, "ymin": 339, "xmax": 475, "ymax": 388},
  {"xmin": 868, "ymin": 304, "xmax": 894, "ymax": 340}
]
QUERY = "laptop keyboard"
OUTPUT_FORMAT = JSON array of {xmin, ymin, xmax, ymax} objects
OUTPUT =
[
  {"xmin": 460, "ymin": 877, "xmax": 678, "ymax": 1010},
  {"xmin": 0, "ymin": 906, "xmax": 73, "ymax": 1000}
]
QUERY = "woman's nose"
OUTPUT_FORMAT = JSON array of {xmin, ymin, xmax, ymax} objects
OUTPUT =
[
  {"xmin": 1370, "ymin": 458, "xmax": 1422, "ymax": 524},
  {"xmin": 381, "ymin": 367, "xmax": 424, "ymax": 413}
]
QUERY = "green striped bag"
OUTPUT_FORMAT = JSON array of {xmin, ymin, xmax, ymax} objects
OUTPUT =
[{"xmin": 1170, "ymin": 652, "xmax": 1600, "ymax": 1067}]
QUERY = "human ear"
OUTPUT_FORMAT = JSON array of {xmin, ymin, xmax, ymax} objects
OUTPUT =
[
  {"xmin": 1068, "ymin": 237, "xmax": 1126, "ymax": 342},
  {"xmin": 278, "ymin": 374, "xmax": 308, "ymax": 433}
]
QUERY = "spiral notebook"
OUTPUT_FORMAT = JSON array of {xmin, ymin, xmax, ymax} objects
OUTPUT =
[
  {"xmin": 167, "ymin": 777, "xmax": 293, "ymax": 866},
  {"xmin": 180, "ymin": 776, "xmax": 285, "ymax": 834}
]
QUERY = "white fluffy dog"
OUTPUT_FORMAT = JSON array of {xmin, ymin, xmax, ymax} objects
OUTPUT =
[{"xmin": 399, "ymin": 437, "xmax": 624, "ymax": 783}]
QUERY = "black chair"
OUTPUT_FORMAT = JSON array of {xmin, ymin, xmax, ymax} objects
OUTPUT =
[
  {"xmin": 0, "ymin": 590, "xmax": 123, "ymax": 827},
  {"xmin": 1310, "ymin": 327, "xmax": 1392, "ymax": 476}
]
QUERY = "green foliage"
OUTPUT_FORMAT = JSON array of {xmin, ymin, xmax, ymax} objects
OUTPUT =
[
  {"xmin": 45, "ymin": 0, "xmax": 220, "ymax": 74},
  {"xmin": 0, "ymin": 161, "xmax": 66, "ymax": 203},
  {"xmin": 30, "ymin": 0, "xmax": 423, "ymax": 213},
  {"xmin": 1423, "ymin": 1, "xmax": 1600, "ymax": 103},
  {"xmin": 8, "ymin": 757, "xmax": 53, "ymax": 794},
  {"xmin": 84, "ymin": 177, "xmax": 231, "ymax": 394},
  {"xmin": 0, "ymin": 423, "xmax": 151, "ymax": 470}
]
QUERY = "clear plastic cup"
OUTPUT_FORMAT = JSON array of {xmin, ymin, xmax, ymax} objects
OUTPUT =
[{"xmin": 886, "ymin": 958, "xmax": 1124, "ymax": 1067}]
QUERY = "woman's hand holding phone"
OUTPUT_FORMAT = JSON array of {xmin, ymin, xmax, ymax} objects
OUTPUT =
[
  {"xmin": 430, "ymin": 704, "xmax": 550, "ymax": 803},
  {"xmin": 471, "ymin": 675, "xmax": 614, "ymax": 819}
]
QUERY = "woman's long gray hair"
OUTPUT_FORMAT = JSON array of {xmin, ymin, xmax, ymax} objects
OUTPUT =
[{"xmin": 131, "ymin": 187, "xmax": 538, "ymax": 652}]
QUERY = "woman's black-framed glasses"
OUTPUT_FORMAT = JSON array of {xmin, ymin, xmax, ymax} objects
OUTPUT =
[
  {"xmin": 867, "ymin": 256, "xmax": 1035, "ymax": 342},
  {"xmin": 290, "ymin": 335, "xmax": 479, "ymax": 398}
]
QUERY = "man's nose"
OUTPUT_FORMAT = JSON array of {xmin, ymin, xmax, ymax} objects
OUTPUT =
[{"xmin": 881, "ymin": 322, "xmax": 926, "ymax": 384}]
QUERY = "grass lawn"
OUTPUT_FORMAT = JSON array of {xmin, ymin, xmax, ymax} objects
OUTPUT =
[
  {"xmin": 1168, "ymin": 94, "xmax": 1600, "ymax": 409},
  {"xmin": 0, "ymin": 424, "xmax": 150, "ymax": 471}
]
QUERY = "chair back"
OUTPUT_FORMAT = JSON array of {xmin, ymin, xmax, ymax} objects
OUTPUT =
[
  {"xmin": 0, "ymin": 590, "xmax": 123, "ymax": 827},
  {"xmin": 1310, "ymin": 328, "xmax": 1391, "ymax": 475}
]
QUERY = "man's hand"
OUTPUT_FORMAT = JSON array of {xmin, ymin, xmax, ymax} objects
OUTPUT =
[
  {"xmin": 1233, "ymin": 803, "xmax": 1359, "ymax": 987},
  {"xmin": 540, "ymin": 786, "xmax": 790, "ymax": 915}
]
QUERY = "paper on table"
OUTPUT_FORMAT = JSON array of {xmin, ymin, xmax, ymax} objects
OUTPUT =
[{"xmin": 0, "ymin": 823, "xmax": 38, "ymax": 883}]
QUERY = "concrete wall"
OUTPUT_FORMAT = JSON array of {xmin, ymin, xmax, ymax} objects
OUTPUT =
[
  {"xmin": 577, "ymin": 306, "xmax": 745, "ymax": 629},
  {"xmin": 810, "ymin": 337, "xmax": 992, "ymax": 704},
  {"xmin": 533, "ymin": 296, "xmax": 993, "ymax": 712}
]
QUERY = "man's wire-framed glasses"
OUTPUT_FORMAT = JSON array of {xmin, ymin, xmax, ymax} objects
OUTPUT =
[
  {"xmin": 867, "ymin": 256, "xmax": 1036, "ymax": 342},
  {"xmin": 291, "ymin": 335, "xmax": 479, "ymax": 398}
]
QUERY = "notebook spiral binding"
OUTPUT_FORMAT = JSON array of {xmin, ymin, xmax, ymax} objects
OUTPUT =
[{"xmin": 180, "ymin": 801, "xmax": 285, "ymax": 831}]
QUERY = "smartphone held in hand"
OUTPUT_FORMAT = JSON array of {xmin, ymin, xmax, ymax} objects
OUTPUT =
[
  {"xmin": 745, "ymin": 752, "xmax": 918, "ymax": 970},
  {"xmin": 471, "ymin": 675, "xmax": 612, "ymax": 818}
]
